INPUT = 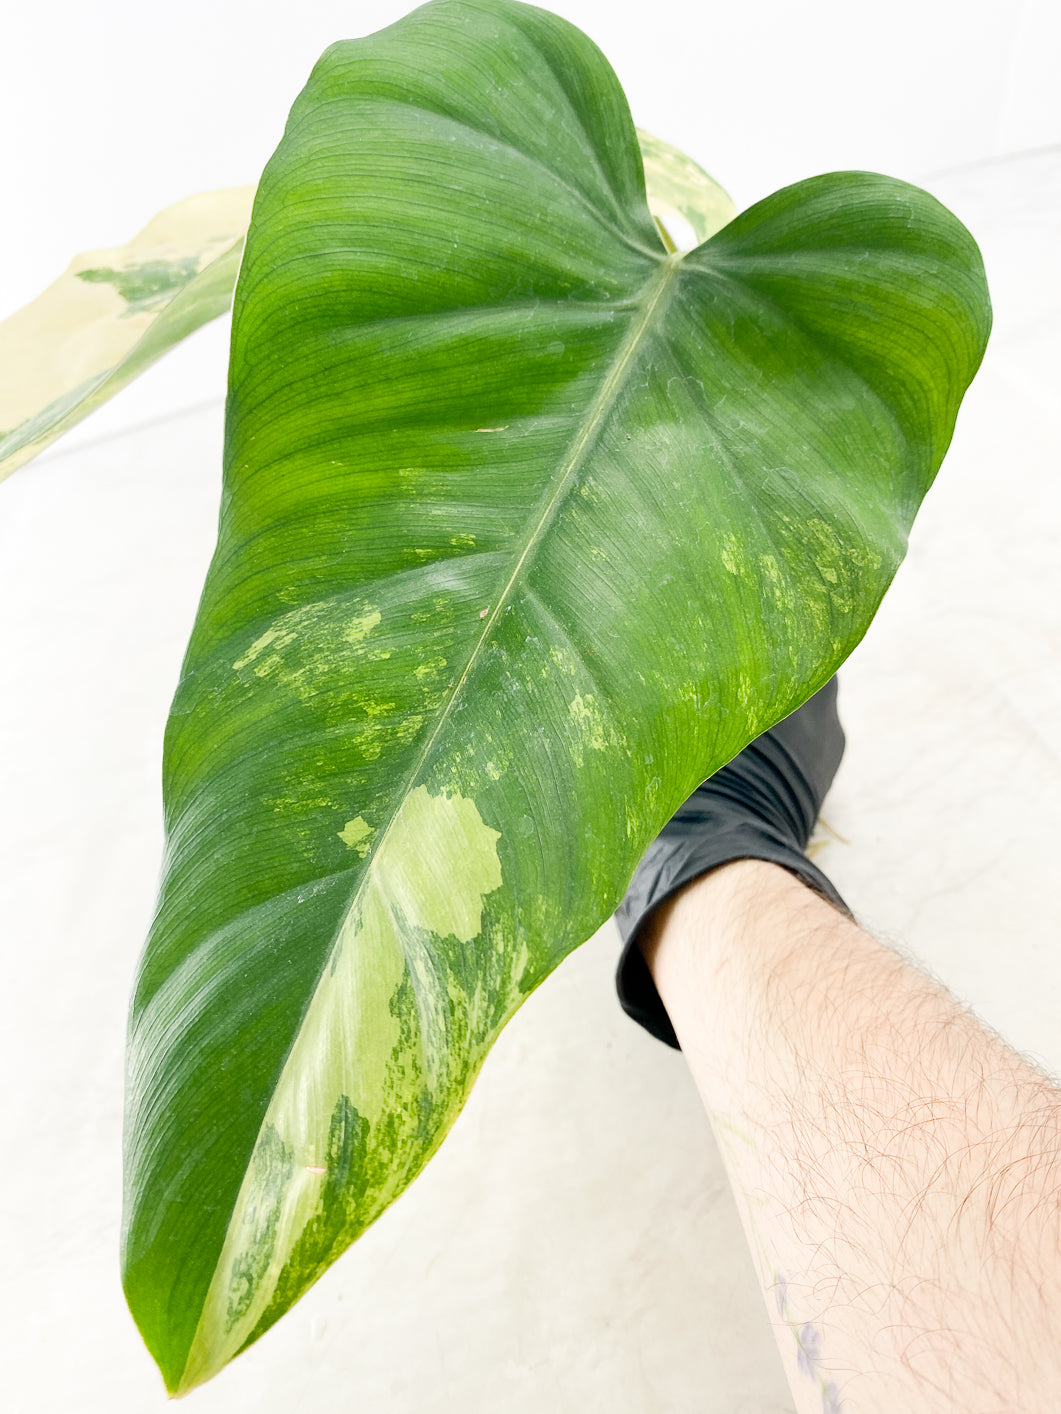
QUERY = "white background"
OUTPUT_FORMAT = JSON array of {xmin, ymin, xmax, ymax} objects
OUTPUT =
[{"xmin": 1, "ymin": 1, "xmax": 1059, "ymax": 1410}]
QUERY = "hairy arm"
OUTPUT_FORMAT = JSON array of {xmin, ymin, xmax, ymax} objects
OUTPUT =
[{"xmin": 642, "ymin": 859, "xmax": 1061, "ymax": 1413}]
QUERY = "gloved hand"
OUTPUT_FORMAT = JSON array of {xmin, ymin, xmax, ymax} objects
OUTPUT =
[{"xmin": 615, "ymin": 677, "xmax": 850, "ymax": 1049}]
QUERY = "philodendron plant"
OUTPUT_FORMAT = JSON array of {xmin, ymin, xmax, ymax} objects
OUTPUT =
[{"xmin": 1, "ymin": 0, "xmax": 990, "ymax": 1394}]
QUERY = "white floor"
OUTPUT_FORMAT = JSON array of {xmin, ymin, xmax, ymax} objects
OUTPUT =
[{"xmin": 2, "ymin": 12, "xmax": 1060, "ymax": 1413}]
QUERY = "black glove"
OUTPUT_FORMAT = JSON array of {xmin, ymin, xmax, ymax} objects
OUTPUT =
[{"xmin": 615, "ymin": 678, "xmax": 850, "ymax": 1049}]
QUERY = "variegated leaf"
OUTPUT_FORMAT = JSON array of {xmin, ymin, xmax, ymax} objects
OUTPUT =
[
  {"xmin": 0, "ymin": 188, "xmax": 254, "ymax": 481},
  {"xmin": 121, "ymin": 0, "xmax": 990, "ymax": 1393}
]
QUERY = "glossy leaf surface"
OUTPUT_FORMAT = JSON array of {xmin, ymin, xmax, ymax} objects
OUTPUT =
[
  {"xmin": 0, "ymin": 134, "xmax": 716, "ymax": 483},
  {"xmin": 122, "ymin": 0, "xmax": 990, "ymax": 1392},
  {"xmin": 0, "ymin": 189, "xmax": 254, "ymax": 482}
]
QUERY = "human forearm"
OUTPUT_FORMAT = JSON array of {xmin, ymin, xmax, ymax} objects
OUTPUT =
[{"xmin": 642, "ymin": 859, "xmax": 1061, "ymax": 1412}]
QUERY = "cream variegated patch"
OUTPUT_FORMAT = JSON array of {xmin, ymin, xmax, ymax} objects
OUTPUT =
[
  {"xmin": 568, "ymin": 692, "xmax": 612, "ymax": 766},
  {"xmin": 180, "ymin": 787, "xmax": 502, "ymax": 1392},
  {"xmin": 0, "ymin": 187, "xmax": 254, "ymax": 481},
  {"xmin": 337, "ymin": 815, "xmax": 374, "ymax": 855},
  {"xmin": 637, "ymin": 127, "xmax": 736, "ymax": 250}
]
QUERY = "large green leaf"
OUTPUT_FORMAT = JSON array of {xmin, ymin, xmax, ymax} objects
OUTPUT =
[
  {"xmin": 0, "ymin": 134, "xmax": 716, "ymax": 483},
  {"xmin": 122, "ymin": 0, "xmax": 990, "ymax": 1393}
]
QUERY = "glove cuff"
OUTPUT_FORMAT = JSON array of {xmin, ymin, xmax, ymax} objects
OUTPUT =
[{"xmin": 614, "ymin": 827, "xmax": 851, "ymax": 1050}]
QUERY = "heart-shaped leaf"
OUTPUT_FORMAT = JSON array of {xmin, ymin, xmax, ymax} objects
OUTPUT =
[{"xmin": 122, "ymin": 0, "xmax": 990, "ymax": 1392}]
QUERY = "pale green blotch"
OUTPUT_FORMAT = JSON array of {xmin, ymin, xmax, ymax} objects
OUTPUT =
[
  {"xmin": 758, "ymin": 553, "xmax": 787, "ymax": 602},
  {"xmin": 392, "ymin": 713, "xmax": 424, "ymax": 746},
  {"xmin": 76, "ymin": 256, "xmax": 200, "ymax": 315},
  {"xmin": 231, "ymin": 605, "xmax": 318, "ymax": 677},
  {"xmin": 803, "ymin": 516, "xmax": 877, "ymax": 615},
  {"xmin": 568, "ymin": 693, "xmax": 610, "ymax": 765},
  {"xmin": 224, "ymin": 1126, "xmax": 293, "ymax": 1327},
  {"xmin": 233, "ymin": 625, "xmax": 293, "ymax": 672},
  {"xmin": 414, "ymin": 655, "xmax": 447, "ymax": 681},
  {"xmin": 805, "ymin": 516, "xmax": 845, "ymax": 583},
  {"xmin": 233, "ymin": 604, "xmax": 380, "ymax": 678},
  {"xmin": 720, "ymin": 532, "xmax": 751, "ymax": 579},
  {"xmin": 549, "ymin": 644, "xmax": 580, "ymax": 675},
  {"xmin": 338, "ymin": 815, "xmax": 374, "ymax": 857},
  {"xmin": 345, "ymin": 609, "xmax": 381, "ymax": 644},
  {"xmin": 180, "ymin": 786, "xmax": 502, "ymax": 1391},
  {"xmin": 758, "ymin": 553, "xmax": 802, "ymax": 637},
  {"xmin": 381, "ymin": 785, "xmax": 502, "ymax": 944}
]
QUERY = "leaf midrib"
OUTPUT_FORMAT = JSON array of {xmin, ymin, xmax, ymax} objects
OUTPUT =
[
  {"xmin": 181, "ymin": 250, "xmax": 682, "ymax": 1384},
  {"xmin": 326, "ymin": 252, "xmax": 681, "ymax": 965}
]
